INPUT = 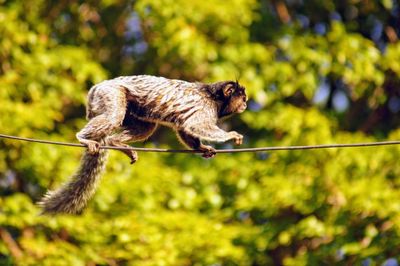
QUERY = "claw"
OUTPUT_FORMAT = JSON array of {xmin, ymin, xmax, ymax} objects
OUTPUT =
[
  {"xmin": 129, "ymin": 151, "xmax": 138, "ymax": 164},
  {"xmin": 229, "ymin": 131, "xmax": 243, "ymax": 146},
  {"xmin": 119, "ymin": 148, "xmax": 138, "ymax": 164},
  {"xmin": 202, "ymin": 151, "xmax": 216, "ymax": 158},
  {"xmin": 82, "ymin": 140, "xmax": 101, "ymax": 154},
  {"xmin": 105, "ymin": 137, "xmax": 138, "ymax": 164},
  {"xmin": 200, "ymin": 145, "xmax": 216, "ymax": 159},
  {"xmin": 235, "ymin": 136, "xmax": 243, "ymax": 145}
]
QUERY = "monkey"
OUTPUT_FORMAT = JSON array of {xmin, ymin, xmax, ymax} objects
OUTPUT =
[{"xmin": 38, "ymin": 75, "xmax": 247, "ymax": 214}]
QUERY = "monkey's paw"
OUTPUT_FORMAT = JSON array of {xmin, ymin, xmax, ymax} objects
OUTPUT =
[
  {"xmin": 128, "ymin": 151, "xmax": 138, "ymax": 164},
  {"xmin": 200, "ymin": 145, "xmax": 216, "ymax": 159},
  {"xmin": 229, "ymin": 131, "xmax": 243, "ymax": 145},
  {"xmin": 117, "ymin": 147, "xmax": 138, "ymax": 164},
  {"xmin": 84, "ymin": 140, "xmax": 101, "ymax": 154}
]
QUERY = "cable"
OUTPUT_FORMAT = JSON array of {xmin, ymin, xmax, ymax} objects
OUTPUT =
[{"xmin": 1, "ymin": 133, "xmax": 400, "ymax": 154}]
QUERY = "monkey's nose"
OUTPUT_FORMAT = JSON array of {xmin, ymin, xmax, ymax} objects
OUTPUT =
[{"xmin": 239, "ymin": 103, "xmax": 247, "ymax": 112}]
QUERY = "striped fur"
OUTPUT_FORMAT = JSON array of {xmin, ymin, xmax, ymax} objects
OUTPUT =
[{"xmin": 39, "ymin": 75, "xmax": 247, "ymax": 214}]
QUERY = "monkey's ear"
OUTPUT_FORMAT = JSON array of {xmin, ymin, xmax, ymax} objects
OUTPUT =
[{"xmin": 222, "ymin": 83, "xmax": 235, "ymax": 98}]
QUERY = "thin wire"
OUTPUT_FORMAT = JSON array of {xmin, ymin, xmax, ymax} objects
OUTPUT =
[{"xmin": 1, "ymin": 133, "xmax": 400, "ymax": 153}]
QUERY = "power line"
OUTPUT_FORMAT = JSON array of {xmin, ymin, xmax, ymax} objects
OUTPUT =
[{"xmin": 0, "ymin": 133, "xmax": 400, "ymax": 154}]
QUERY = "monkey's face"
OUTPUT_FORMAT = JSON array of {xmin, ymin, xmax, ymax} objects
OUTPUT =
[
  {"xmin": 232, "ymin": 87, "xmax": 247, "ymax": 113},
  {"xmin": 222, "ymin": 82, "xmax": 247, "ymax": 115}
]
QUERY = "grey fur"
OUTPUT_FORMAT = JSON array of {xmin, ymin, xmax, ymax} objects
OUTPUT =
[
  {"xmin": 38, "ymin": 75, "xmax": 247, "ymax": 214},
  {"xmin": 38, "ymin": 143, "xmax": 108, "ymax": 214}
]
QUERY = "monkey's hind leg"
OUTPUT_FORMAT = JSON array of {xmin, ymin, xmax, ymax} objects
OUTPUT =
[
  {"xmin": 77, "ymin": 86, "xmax": 127, "ymax": 154},
  {"xmin": 106, "ymin": 116, "xmax": 157, "ymax": 164}
]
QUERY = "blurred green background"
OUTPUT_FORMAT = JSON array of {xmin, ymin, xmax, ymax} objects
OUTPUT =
[{"xmin": 1, "ymin": 0, "xmax": 400, "ymax": 265}]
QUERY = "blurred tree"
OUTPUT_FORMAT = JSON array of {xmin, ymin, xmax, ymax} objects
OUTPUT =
[{"xmin": 1, "ymin": 0, "xmax": 400, "ymax": 265}]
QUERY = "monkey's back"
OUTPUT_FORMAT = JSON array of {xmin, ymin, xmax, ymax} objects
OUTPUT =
[{"xmin": 102, "ymin": 75, "xmax": 212, "ymax": 127}]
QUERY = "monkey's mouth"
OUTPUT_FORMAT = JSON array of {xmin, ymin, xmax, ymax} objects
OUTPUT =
[{"xmin": 237, "ymin": 104, "xmax": 247, "ymax": 113}]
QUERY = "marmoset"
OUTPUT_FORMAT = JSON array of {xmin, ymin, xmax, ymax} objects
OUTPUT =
[{"xmin": 38, "ymin": 75, "xmax": 247, "ymax": 214}]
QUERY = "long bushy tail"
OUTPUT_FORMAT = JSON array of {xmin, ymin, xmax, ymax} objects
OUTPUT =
[{"xmin": 38, "ymin": 147, "xmax": 108, "ymax": 215}]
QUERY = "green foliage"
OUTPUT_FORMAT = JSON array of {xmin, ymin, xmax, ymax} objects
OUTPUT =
[{"xmin": 1, "ymin": 0, "xmax": 400, "ymax": 265}]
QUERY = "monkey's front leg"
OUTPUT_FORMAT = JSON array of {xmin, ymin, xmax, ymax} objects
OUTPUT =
[
  {"xmin": 186, "ymin": 123, "xmax": 243, "ymax": 145},
  {"xmin": 177, "ymin": 130, "xmax": 216, "ymax": 158}
]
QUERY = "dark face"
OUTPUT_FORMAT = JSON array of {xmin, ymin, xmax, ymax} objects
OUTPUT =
[
  {"xmin": 230, "ymin": 84, "xmax": 247, "ymax": 113},
  {"xmin": 221, "ymin": 81, "xmax": 247, "ymax": 115}
]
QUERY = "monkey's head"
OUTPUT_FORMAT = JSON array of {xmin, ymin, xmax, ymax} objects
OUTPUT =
[{"xmin": 208, "ymin": 80, "xmax": 247, "ymax": 117}]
